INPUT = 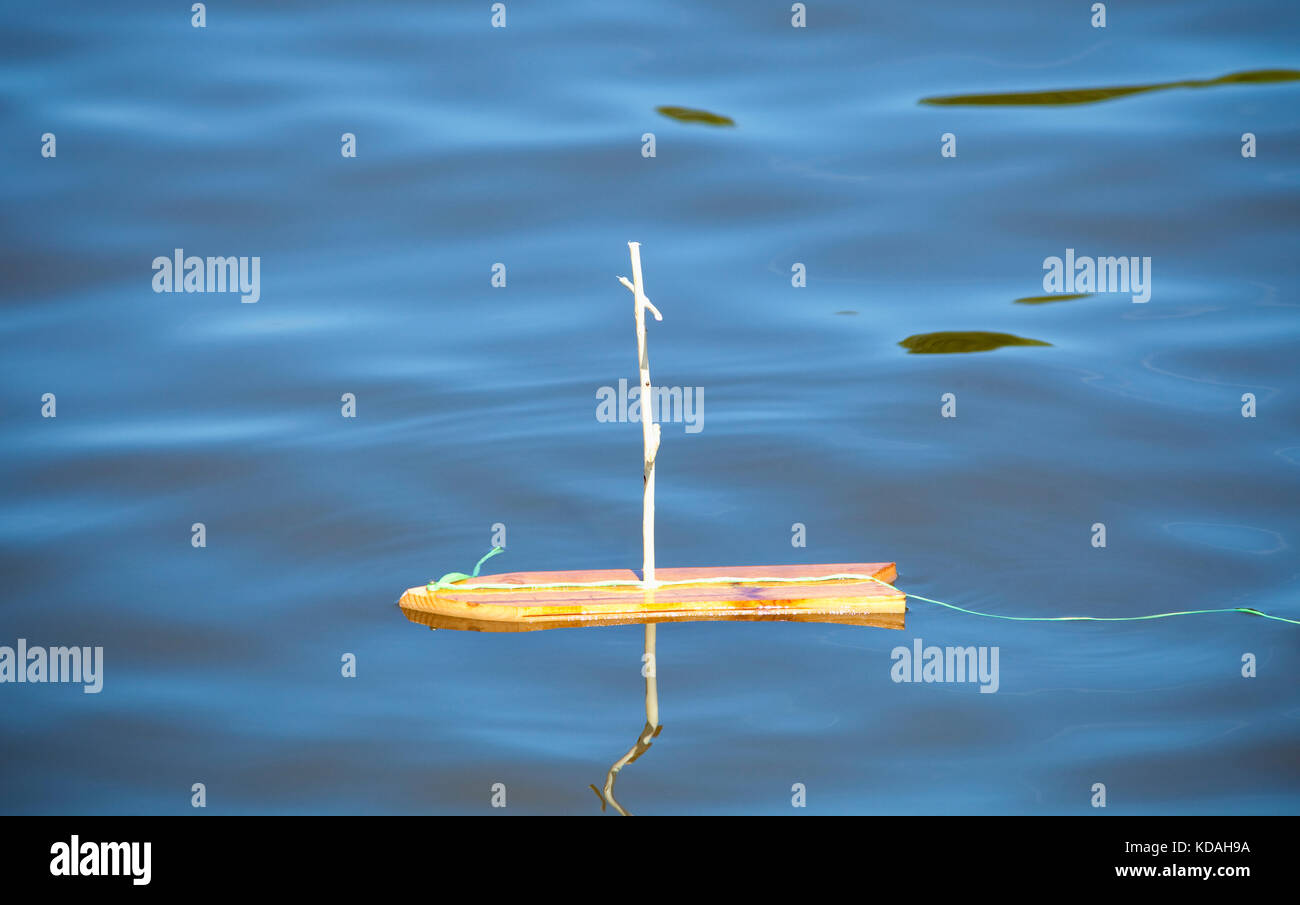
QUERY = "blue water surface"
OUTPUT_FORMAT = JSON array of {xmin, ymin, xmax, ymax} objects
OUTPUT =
[{"xmin": 1, "ymin": 0, "xmax": 1298, "ymax": 814}]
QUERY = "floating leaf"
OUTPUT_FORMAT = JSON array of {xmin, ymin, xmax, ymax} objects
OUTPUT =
[
  {"xmin": 655, "ymin": 105, "xmax": 735, "ymax": 126},
  {"xmin": 1014, "ymin": 293, "xmax": 1092, "ymax": 305},
  {"xmin": 919, "ymin": 68, "xmax": 1300, "ymax": 107},
  {"xmin": 898, "ymin": 331, "xmax": 1052, "ymax": 354}
]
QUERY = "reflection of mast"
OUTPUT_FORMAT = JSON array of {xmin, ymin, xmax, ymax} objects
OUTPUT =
[{"xmin": 591, "ymin": 624, "xmax": 662, "ymax": 815}]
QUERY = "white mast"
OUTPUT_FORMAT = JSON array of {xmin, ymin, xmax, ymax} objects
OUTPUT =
[{"xmin": 618, "ymin": 242, "xmax": 662, "ymax": 587}]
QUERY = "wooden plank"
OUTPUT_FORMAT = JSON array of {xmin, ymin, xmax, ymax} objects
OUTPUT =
[
  {"xmin": 402, "ymin": 608, "xmax": 905, "ymax": 633},
  {"xmin": 399, "ymin": 562, "xmax": 905, "ymax": 629}
]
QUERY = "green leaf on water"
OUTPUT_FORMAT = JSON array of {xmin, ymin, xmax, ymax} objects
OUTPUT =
[
  {"xmin": 899, "ymin": 331, "xmax": 1052, "ymax": 354},
  {"xmin": 919, "ymin": 68, "xmax": 1300, "ymax": 107},
  {"xmin": 1014, "ymin": 293, "xmax": 1092, "ymax": 305},
  {"xmin": 656, "ymin": 106, "xmax": 735, "ymax": 126}
]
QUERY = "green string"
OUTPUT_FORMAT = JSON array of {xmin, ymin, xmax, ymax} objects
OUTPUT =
[
  {"xmin": 426, "ymin": 548, "xmax": 1300, "ymax": 626},
  {"xmin": 898, "ymin": 588, "xmax": 1300, "ymax": 625},
  {"xmin": 427, "ymin": 546, "xmax": 505, "ymax": 591}
]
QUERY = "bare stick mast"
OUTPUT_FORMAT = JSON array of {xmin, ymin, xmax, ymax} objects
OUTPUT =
[{"xmin": 619, "ymin": 242, "xmax": 662, "ymax": 587}]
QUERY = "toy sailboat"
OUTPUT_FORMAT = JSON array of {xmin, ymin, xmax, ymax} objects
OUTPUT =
[{"xmin": 399, "ymin": 243, "xmax": 906, "ymax": 632}]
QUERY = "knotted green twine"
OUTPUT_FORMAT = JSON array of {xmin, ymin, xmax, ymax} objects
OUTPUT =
[{"xmin": 427, "ymin": 545, "xmax": 505, "ymax": 591}]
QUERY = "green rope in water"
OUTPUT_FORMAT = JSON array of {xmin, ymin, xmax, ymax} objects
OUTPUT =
[
  {"xmin": 427, "ymin": 547, "xmax": 1300, "ymax": 626},
  {"xmin": 898, "ymin": 587, "xmax": 1299, "ymax": 625}
]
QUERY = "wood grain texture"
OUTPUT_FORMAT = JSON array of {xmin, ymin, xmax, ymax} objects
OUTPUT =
[{"xmin": 399, "ymin": 562, "xmax": 905, "ymax": 630}]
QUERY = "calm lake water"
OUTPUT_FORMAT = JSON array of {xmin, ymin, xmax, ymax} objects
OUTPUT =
[{"xmin": 2, "ymin": 1, "xmax": 1298, "ymax": 815}]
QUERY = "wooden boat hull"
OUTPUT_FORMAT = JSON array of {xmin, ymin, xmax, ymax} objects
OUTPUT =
[{"xmin": 399, "ymin": 562, "xmax": 905, "ymax": 631}]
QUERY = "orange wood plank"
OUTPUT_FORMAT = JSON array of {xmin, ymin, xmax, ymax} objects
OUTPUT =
[
  {"xmin": 399, "ymin": 562, "xmax": 905, "ymax": 629},
  {"xmin": 403, "ymin": 609, "xmax": 905, "ymax": 633}
]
